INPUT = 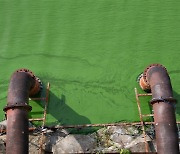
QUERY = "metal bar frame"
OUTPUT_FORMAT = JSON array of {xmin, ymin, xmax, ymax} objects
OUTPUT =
[
  {"xmin": 28, "ymin": 82, "xmax": 50, "ymax": 154},
  {"xmin": 135, "ymin": 88, "xmax": 150, "ymax": 152},
  {"xmin": 38, "ymin": 82, "xmax": 50, "ymax": 154}
]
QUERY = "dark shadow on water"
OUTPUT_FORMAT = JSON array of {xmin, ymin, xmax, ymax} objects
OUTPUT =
[
  {"xmin": 29, "ymin": 85, "xmax": 98, "ymax": 152},
  {"xmin": 48, "ymin": 92, "xmax": 91, "ymax": 125},
  {"xmin": 30, "ymin": 88, "xmax": 97, "ymax": 134}
]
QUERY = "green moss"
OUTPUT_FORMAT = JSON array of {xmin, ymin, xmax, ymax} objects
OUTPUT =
[{"xmin": 0, "ymin": 0, "xmax": 180, "ymax": 126}]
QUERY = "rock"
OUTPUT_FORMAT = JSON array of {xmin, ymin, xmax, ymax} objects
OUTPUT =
[
  {"xmin": 107, "ymin": 125, "xmax": 140, "ymax": 136},
  {"xmin": 126, "ymin": 126, "xmax": 139, "ymax": 135},
  {"xmin": 125, "ymin": 134, "xmax": 151, "ymax": 149},
  {"xmin": 129, "ymin": 142, "xmax": 145, "ymax": 152},
  {"xmin": 0, "ymin": 120, "xmax": 7, "ymax": 130},
  {"xmin": 52, "ymin": 134, "xmax": 96, "ymax": 153},
  {"xmin": 0, "ymin": 139, "xmax": 6, "ymax": 154},
  {"xmin": 110, "ymin": 134, "xmax": 133, "ymax": 146},
  {"xmin": 100, "ymin": 145, "xmax": 121, "ymax": 153},
  {"xmin": 113, "ymin": 142, "xmax": 123, "ymax": 149},
  {"xmin": 124, "ymin": 134, "xmax": 157, "ymax": 152},
  {"xmin": 96, "ymin": 128, "xmax": 112, "ymax": 147},
  {"xmin": 106, "ymin": 146, "xmax": 118, "ymax": 153},
  {"xmin": 0, "ymin": 125, "xmax": 158, "ymax": 153},
  {"xmin": 107, "ymin": 126, "xmax": 128, "ymax": 135},
  {"xmin": 45, "ymin": 129, "xmax": 68, "ymax": 152},
  {"xmin": 60, "ymin": 129, "xmax": 70, "ymax": 136},
  {"xmin": 0, "ymin": 134, "xmax": 6, "ymax": 141},
  {"xmin": 96, "ymin": 128, "xmax": 107, "ymax": 137},
  {"xmin": 29, "ymin": 134, "xmax": 42, "ymax": 154},
  {"xmin": 107, "ymin": 126, "xmax": 140, "ymax": 148},
  {"xmin": 94, "ymin": 147, "xmax": 104, "ymax": 153}
]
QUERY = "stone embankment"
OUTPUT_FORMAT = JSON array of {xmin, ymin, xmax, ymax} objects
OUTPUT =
[{"xmin": 0, "ymin": 120, "xmax": 161, "ymax": 153}]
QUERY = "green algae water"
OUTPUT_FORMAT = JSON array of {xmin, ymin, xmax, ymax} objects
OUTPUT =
[{"xmin": 0, "ymin": 0, "xmax": 180, "ymax": 126}]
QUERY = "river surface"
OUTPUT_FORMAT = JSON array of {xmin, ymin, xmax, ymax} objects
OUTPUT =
[{"xmin": 0, "ymin": 1, "xmax": 180, "ymax": 125}]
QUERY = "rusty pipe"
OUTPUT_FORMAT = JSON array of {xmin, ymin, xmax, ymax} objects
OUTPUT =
[
  {"xmin": 3, "ymin": 69, "xmax": 41, "ymax": 154},
  {"xmin": 139, "ymin": 64, "xmax": 179, "ymax": 154}
]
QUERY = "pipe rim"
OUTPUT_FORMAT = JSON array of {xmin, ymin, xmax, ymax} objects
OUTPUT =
[
  {"xmin": 16, "ymin": 68, "xmax": 43, "ymax": 95},
  {"xmin": 143, "ymin": 63, "xmax": 167, "ymax": 86}
]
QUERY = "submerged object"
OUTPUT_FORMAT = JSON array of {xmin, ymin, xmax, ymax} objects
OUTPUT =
[
  {"xmin": 4, "ymin": 69, "xmax": 42, "ymax": 154},
  {"xmin": 138, "ymin": 64, "xmax": 179, "ymax": 154}
]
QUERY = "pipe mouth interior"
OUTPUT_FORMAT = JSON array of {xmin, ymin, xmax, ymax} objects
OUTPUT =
[
  {"xmin": 137, "ymin": 72, "xmax": 151, "ymax": 92},
  {"xmin": 138, "ymin": 63, "xmax": 168, "ymax": 93},
  {"xmin": 136, "ymin": 72, "xmax": 143, "ymax": 83}
]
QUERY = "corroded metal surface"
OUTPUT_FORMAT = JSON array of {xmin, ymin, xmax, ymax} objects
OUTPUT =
[
  {"xmin": 135, "ymin": 88, "xmax": 149, "ymax": 152},
  {"xmin": 139, "ymin": 64, "xmax": 179, "ymax": 154},
  {"xmin": 4, "ymin": 69, "xmax": 41, "ymax": 154},
  {"xmin": 6, "ymin": 109, "xmax": 29, "ymax": 154},
  {"xmin": 153, "ymin": 102, "xmax": 178, "ymax": 154}
]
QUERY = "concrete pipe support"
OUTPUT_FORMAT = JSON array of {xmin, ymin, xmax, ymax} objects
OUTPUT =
[
  {"xmin": 4, "ymin": 69, "xmax": 41, "ymax": 154},
  {"xmin": 139, "ymin": 64, "xmax": 179, "ymax": 154}
]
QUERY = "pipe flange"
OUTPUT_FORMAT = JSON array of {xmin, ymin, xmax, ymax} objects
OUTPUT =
[
  {"xmin": 143, "ymin": 64, "xmax": 167, "ymax": 86},
  {"xmin": 16, "ymin": 68, "xmax": 36, "ymax": 79},
  {"xmin": 3, "ymin": 104, "xmax": 32, "ymax": 112},
  {"xmin": 16, "ymin": 69, "xmax": 42, "ymax": 87},
  {"xmin": 150, "ymin": 97, "xmax": 177, "ymax": 105},
  {"xmin": 16, "ymin": 68, "xmax": 43, "ymax": 95}
]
